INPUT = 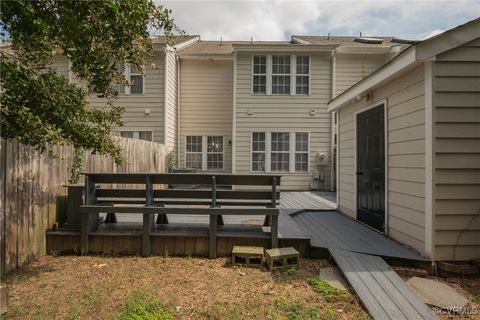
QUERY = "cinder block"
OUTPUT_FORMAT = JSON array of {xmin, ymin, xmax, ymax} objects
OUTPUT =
[
  {"xmin": 265, "ymin": 247, "xmax": 300, "ymax": 271},
  {"xmin": 232, "ymin": 246, "xmax": 264, "ymax": 267}
]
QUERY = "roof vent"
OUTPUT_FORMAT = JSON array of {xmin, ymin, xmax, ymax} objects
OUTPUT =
[
  {"xmin": 220, "ymin": 37, "xmax": 223, "ymax": 46},
  {"xmin": 391, "ymin": 37, "xmax": 420, "ymax": 45},
  {"xmin": 354, "ymin": 37, "xmax": 384, "ymax": 44},
  {"xmin": 250, "ymin": 37, "xmax": 253, "ymax": 44}
]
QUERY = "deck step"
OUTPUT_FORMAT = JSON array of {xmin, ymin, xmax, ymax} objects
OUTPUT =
[{"xmin": 329, "ymin": 249, "xmax": 437, "ymax": 320}]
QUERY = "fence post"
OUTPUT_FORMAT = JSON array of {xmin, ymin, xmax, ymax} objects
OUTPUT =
[
  {"xmin": 143, "ymin": 175, "xmax": 154, "ymax": 256},
  {"xmin": 81, "ymin": 175, "xmax": 97, "ymax": 254}
]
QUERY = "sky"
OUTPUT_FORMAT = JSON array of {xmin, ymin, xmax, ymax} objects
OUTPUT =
[{"xmin": 160, "ymin": 0, "xmax": 480, "ymax": 40}]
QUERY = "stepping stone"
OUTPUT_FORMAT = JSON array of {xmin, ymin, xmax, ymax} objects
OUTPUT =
[
  {"xmin": 232, "ymin": 246, "xmax": 264, "ymax": 267},
  {"xmin": 265, "ymin": 247, "xmax": 299, "ymax": 270},
  {"xmin": 319, "ymin": 267, "xmax": 349, "ymax": 291},
  {"xmin": 406, "ymin": 277, "xmax": 469, "ymax": 310}
]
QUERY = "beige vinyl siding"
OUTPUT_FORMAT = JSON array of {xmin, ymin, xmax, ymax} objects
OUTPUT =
[
  {"xmin": 433, "ymin": 38, "xmax": 480, "ymax": 261},
  {"xmin": 337, "ymin": 65, "xmax": 427, "ymax": 254},
  {"xmin": 165, "ymin": 49, "xmax": 178, "ymax": 154},
  {"xmin": 179, "ymin": 59, "xmax": 233, "ymax": 172},
  {"xmin": 49, "ymin": 53, "xmax": 165, "ymax": 144},
  {"xmin": 235, "ymin": 52, "xmax": 332, "ymax": 190},
  {"xmin": 335, "ymin": 53, "xmax": 387, "ymax": 96}
]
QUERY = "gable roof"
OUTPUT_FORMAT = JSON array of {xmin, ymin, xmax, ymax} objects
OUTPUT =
[{"xmin": 328, "ymin": 18, "xmax": 480, "ymax": 112}]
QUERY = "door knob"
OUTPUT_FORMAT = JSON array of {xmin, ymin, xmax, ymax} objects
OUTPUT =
[{"xmin": 355, "ymin": 171, "xmax": 364, "ymax": 175}]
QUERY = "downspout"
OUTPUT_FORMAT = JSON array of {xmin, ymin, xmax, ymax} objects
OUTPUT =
[
  {"xmin": 163, "ymin": 47, "xmax": 169, "ymax": 150},
  {"xmin": 176, "ymin": 56, "xmax": 181, "ymax": 168},
  {"xmin": 330, "ymin": 50, "xmax": 337, "ymax": 192},
  {"xmin": 232, "ymin": 51, "xmax": 237, "ymax": 174}
]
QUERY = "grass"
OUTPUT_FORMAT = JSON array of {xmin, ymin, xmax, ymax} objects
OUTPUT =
[
  {"xmin": 308, "ymin": 276, "xmax": 349, "ymax": 301},
  {"xmin": 2, "ymin": 255, "xmax": 369, "ymax": 320}
]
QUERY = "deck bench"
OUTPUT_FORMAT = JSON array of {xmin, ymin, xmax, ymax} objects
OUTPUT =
[{"xmin": 78, "ymin": 173, "xmax": 281, "ymax": 258}]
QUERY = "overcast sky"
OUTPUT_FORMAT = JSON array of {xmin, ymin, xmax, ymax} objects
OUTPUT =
[{"xmin": 159, "ymin": 0, "xmax": 480, "ymax": 40}]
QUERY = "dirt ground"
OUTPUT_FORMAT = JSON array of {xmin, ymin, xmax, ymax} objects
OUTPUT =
[
  {"xmin": 2, "ymin": 255, "xmax": 369, "ymax": 320},
  {"xmin": 3, "ymin": 255, "xmax": 479, "ymax": 320}
]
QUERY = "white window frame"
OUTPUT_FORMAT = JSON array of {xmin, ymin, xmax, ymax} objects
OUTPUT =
[
  {"xmin": 271, "ymin": 55, "xmax": 291, "ymax": 95},
  {"xmin": 251, "ymin": 54, "xmax": 310, "ymax": 96},
  {"xmin": 185, "ymin": 135, "xmax": 225, "ymax": 171},
  {"xmin": 295, "ymin": 55, "xmax": 311, "ymax": 95},
  {"xmin": 294, "ymin": 132, "xmax": 310, "ymax": 172},
  {"xmin": 270, "ymin": 131, "xmax": 291, "ymax": 172},
  {"xmin": 185, "ymin": 135, "xmax": 203, "ymax": 170},
  {"xmin": 127, "ymin": 64, "xmax": 145, "ymax": 95},
  {"xmin": 206, "ymin": 136, "xmax": 225, "ymax": 171},
  {"xmin": 250, "ymin": 131, "xmax": 310, "ymax": 173},
  {"xmin": 251, "ymin": 55, "xmax": 267, "ymax": 95},
  {"xmin": 250, "ymin": 132, "xmax": 267, "ymax": 172},
  {"xmin": 119, "ymin": 130, "xmax": 153, "ymax": 141}
]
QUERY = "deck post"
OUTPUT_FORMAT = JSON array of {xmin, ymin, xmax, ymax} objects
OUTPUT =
[
  {"xmin": 212, "ymin": 176, "xmax": 224, "ymax": 225},
  {"xmin": 143, "ymin": 175, "xmax": 154, "ymax": 256},
  {"xmin": 81, "ymin": 175, "xmax": 97, "ymax": 254},
  {"xmin": 209, "ymin": 213, "xmax": 217, "ymax": 258},
  {"xmin": 264, "ymin": 177, "xmax": 277, "ymax": 226},
  {"xmin": 271, "ymin": 214, "xmax": 278, "ymax": 248}
]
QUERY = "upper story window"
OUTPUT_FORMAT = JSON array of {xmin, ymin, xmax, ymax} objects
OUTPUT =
[
  {"xmin": 120, "ymin": 131, "xmax": 152, "ymax": 141},
  {"xmin": 129, "ymin": 65, "xmax": 144, "ymax": 94},
  {"xmin": 296, "ymin": 56, "xmax": 309, "ymax": 95},
  {"xmin": 251, "ymin": 54, "xmax": 309, "ymax": 96},
  {"xmin": 252, "ymin": 56, "xmax": 267, "ymax": 94},
  {"xmin": 272, "ymin": 56, "xmax": 291, "ymax": 95}
]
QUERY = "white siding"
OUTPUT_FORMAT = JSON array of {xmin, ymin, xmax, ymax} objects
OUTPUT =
[
  {"xmin": 165, "ymin": 49, "xmax": 178, "ymax": 155},
  {"xmin": 335, "ymin": 53, "xmax": 387, "ymax": 96},
  {"xmin": 337, "ymin": 65, "xmax": 427, "ymax": 254},
  {"xmin": 433, "ymin": 38, "xmax": 480, "ymax": 261},
  {"xmin": 179, "ymin": 59, "xmax": 233, "ymax": 172},
  {"xmin": 235, "ymin": 52, "xmax": 333, "ymax": 190},
  {"xmin": 49, "ymin": 52, "xmax": 167, "ymax": 144}
]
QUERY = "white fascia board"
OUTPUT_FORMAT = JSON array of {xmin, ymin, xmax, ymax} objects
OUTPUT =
[
  {"xmin": 327, "ymin": 47, "xmax": 417, "ymax": 112},
  {"xmin": 415, "ymin": 19, "xmax": 480, "ymax": 60},
  {"xmin": 291, "ymin": 36, "xmax": 313, "ymax": 44},
  {"xmin": 335, "ymin": 46, "xmax": 394, "ymax": 54},
  {"xmin": 178, "ymin": 54, "xmax": 234, "ymax": 60},
  {"xmin": 233, "ymin": 44, "xmax": 338, "ymax": 52},
  {"xmin": 173, "ymin": 36, "xmax": 200, "ymax": 50}
]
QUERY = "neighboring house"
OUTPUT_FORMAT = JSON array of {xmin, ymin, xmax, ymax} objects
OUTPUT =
[
  {"xmin": 51, "ymin": 33, "xmax": 409, "ymax": 190},
  {"xmin": 328, "ymin": 18, "xmax": 480, "ymax": 261}
]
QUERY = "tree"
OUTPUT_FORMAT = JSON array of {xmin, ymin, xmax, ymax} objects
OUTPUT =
[{"xmin": 0, "ymin": 0, "xmax": 180, "ymax": 181}]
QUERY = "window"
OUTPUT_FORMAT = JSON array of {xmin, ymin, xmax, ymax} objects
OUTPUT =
[
  {"xmin": 271, "ymin": 132, "xmax": 290, "ymax": 171},
  {"xmin": 295, "ymin": 132, "xmax": 309, "ymax": 172},
  {"xmin": 120, "ymin": 131, "xmax": 152, "ymax": 141},
  {"xmin": 296, "ymin": 56, "xmax": 309, "ymax": 95},
  {"xmin": 129, "ymin": 65, "xmax": 144, "ymax": 94},
  {"xmin": 251, "ymin": 132, "xmax": 309, "ymax": 173},
  {"xmin": 252, "ymin": 56, "xmax": 267, "ymax": 94},
  {"xmin": 272, "ymin": 56, "xmax": 290, "ymax": 94},
  {"xmin": 113, "ymin": 63, "xmax": 125, "ymax": 94},
  {"xmin": 251, "ymin": 132, "xmax": 266, "ymax": 172},
  {"xmin": 207, "ymin": 136, "xmax": 224, "ymax": 170},
  {"xmin": 186, "ymin": 136, "xmax": 203, "ymax": 169}
]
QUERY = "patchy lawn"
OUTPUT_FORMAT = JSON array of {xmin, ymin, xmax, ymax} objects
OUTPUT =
[{"xmin": 3, "ymin": 255, "xmax": 369, "ymax": 320}]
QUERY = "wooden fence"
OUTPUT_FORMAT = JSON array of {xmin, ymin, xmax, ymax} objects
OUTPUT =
[{"xmin": 0, "ymin": 138, "xmax": 166, "ymax": 275}]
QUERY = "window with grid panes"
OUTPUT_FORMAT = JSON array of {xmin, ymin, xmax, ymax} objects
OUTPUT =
[
  {"xmin": 207, "ymin": 136, "xmax": 224, "ymax": 170},
  {"xmin": 251, "ymin": 132, "xmax": 266, "ymax": 172},
  {"xmin": 295, "ymin": 132, "xmax": 309, "ymax": 172},
  {"xmin": 129, "ymin": 65, "xmax": 144, "ymax": 94},
  {"xmin": 120, "ymin": 131, "xmax": 152, "ymax": 141},
  {"xmin": 186, "ymin": 136, "xmax": 203, "ymax": 169},
  {"xmin": 252, "ymin": 56, "xmax": 267, "ymax": 94},
  {"xmin": 272, "ymin": 55, "xmax": 290, "ymax": 94},
  {"xmin": 271, "ymin": 132, "xmax": 290, "ymax": 171},
  {"xmin": 296, "ymin": 56, "xmax": 309, "ymax": 95}
]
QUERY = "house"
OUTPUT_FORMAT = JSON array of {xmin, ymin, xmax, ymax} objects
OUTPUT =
[
  {"xmin": 52, "ymin": 33, "xmax": 409, "ymax": 190},
  {"xmin": 328, "ymin": 18, "xmax": 480, "ymax": 261}
]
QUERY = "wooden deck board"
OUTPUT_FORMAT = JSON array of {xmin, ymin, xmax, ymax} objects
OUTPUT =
[
  {"xmin": 330, "ymin": 249, "xmax": 437, "ymax": 320},
  {"xmin": 293, "ymin": 211, "xmax": 428, "ymax": 261}
]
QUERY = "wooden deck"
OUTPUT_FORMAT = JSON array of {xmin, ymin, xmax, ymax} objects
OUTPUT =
[
  {"xmin": 330, "ymin": 249, "xmax": 437, "ymax": 320},
  {"xmin": 292, "ymin": 210, "xmax": 428, "ymax": 261},
  {"xmin": 279, "ymin": 191, "xmax": 336, "ymax": 210}
]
